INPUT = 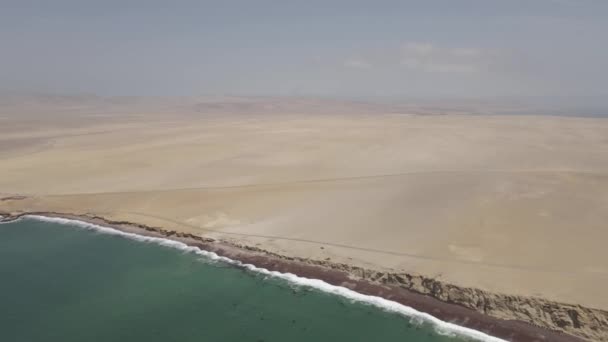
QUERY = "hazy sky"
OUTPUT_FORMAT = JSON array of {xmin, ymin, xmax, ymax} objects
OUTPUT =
[{"xmin": 1, "ymin": 0, "xmax": 607, "ymax": 99}]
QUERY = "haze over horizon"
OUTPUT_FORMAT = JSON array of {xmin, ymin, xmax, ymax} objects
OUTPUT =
[
  {"xmin": 1, "ymin": 0, "xmax": 607, "ymax": 106},
  {"xmin": 3, "ymin": 2, "xmax": 608, "ymax": 341}
]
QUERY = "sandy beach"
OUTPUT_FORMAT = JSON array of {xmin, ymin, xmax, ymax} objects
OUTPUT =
[{"xmin": 1, "ymin": 97, "xmax": 608, "ymax": 341}]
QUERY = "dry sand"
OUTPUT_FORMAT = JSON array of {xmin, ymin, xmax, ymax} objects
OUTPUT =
[{"xmin": 1, "ymin": 96, "xmax": 607, "ymax": 340}]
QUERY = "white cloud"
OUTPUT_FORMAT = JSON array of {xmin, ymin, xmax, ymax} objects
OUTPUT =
[
  {"xmin": 341, "ymin": 43, "xmax": 494, "ymax": 74},
  {"xmin": 399, "ymin": 42, "xmax": 488, "ymax": 73},
  {"xmin": 343, "ymin": 58, "xmax": 372, "ymax": 69}
]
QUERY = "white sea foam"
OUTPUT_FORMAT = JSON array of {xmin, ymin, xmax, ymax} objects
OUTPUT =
[
  {"xmin": 0, "ymin": 215, "xmax": 15, "ymax": 224},
  {"xmin": 25, "ymin": 214, "xmax": 506, "ymax": 342}
]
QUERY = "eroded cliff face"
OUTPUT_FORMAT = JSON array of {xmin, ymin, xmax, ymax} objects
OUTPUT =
[
  {"xmin": 382, "ymin": 274, "xmax": 606, "ymax": 341},
  {"xmin": 2, "ymin": 212, "xmax": 605, "ymax": 342},
  {"xmin": 296, "ymin": 258, "xmax": 608, "ymax": 342},
  {"xmin": 228, "ymin": 243, "xmax": 608, "ymax": 342}
]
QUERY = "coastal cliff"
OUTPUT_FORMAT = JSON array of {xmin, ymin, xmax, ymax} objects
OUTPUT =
[
  {"xmin": 234, "ymin": 244, "xmax": 608, "ymax": 342},
  {"xmin": 1, "ymin": 211, "xmax": 606, "ymax": 341}
]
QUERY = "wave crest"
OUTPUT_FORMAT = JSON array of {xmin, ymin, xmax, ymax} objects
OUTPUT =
[{"xmin": 24, "ymin": 214, "xmax": 505, "ymax": 342}]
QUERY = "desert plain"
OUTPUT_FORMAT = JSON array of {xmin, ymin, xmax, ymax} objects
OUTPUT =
[{"xmin": 1, "ymin": 96, "xmax": 607, "ymax": 339}]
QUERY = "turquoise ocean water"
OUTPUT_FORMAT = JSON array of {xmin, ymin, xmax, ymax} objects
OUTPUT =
[{"xmin": 0, "ymin": 218, "xmax": 491, "ymax": 342}]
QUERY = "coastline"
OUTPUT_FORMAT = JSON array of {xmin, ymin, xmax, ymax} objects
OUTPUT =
[{"xmin": 0, "ymin": 211, "xmax": 596, "ymax": 342}]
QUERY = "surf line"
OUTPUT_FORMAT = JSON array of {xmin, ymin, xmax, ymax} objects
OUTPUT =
[{"xmin": 25, "ymin": 214, "xmax": 506, "ymax": 342}]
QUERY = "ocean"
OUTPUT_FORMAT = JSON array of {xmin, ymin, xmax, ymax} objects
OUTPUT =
[{"xmin": 0, "ymin": 217, "xmax": 499, "ymax": 342}]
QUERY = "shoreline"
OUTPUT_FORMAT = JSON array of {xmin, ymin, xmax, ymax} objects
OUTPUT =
[{"xmin": 0, "ymin": 211, "xmax": 593, "ymax": 342}]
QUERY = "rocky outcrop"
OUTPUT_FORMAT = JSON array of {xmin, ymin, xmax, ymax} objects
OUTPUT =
[
  {"xmin": 385, "ymin": 275, "xmax": 607, "ymax": 342},
  {"xmin": 229, "ymin": 243, "xmax": 607, "ymax": 341},
  {"xmin": 0, "ymin": 195, "xmax": 27, "ymax": 202}
]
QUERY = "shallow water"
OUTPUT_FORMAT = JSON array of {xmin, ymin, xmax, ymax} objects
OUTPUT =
[{"xmin": 0, "ymin": 218, "xmax": 485, "ymax": 342}]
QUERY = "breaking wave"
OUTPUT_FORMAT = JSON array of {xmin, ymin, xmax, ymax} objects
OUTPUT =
[{"xmin": 23, "ymin": 214, "xmax": 505, "ymax": 342}]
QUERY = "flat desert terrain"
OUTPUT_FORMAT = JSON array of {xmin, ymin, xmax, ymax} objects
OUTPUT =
[{"xmin": 1, "ymin": 97, "xmax": 608, "ymax": 312}]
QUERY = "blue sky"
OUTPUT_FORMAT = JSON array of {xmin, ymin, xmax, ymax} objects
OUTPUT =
[{"xmin": 1, "ymin": 0, "xmax": 607, "ymax": 99}]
